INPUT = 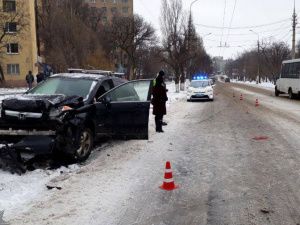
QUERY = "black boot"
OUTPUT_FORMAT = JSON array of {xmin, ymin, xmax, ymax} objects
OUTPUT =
[
  {"xmin": 155, "ymin": 117, "xmax": 160, "ymax": 132},
  {"xmin": 157, "ymin": 120, "xmax": 164, "ymax": 132},
  {"xmin": 162, "ymin": 121, "xmax": 167, "ymax": 126}
]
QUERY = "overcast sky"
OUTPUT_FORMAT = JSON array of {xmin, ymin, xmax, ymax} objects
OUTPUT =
[{"xmin": 134, "ymin": 0, "xmax": 298, "ymax": 59}]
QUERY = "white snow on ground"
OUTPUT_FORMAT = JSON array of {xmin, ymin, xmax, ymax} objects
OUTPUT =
[
  {"xmin": 230, "ymin": 79, "xmax": 275, "ymax": 91},
  {"xmin": 0, "ymin": 79, "xmax": 277, "ymax": 222}
]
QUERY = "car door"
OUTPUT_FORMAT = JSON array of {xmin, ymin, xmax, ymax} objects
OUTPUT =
[{"xmin": 94, "ymin": 79, "xmax": 153, "ymax": 139}]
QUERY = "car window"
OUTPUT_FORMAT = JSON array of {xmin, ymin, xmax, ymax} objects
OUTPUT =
[
  {"xmin": 190, "ymin": 81, "xmax": 210, "ymax": 88},
  {"xmin": 100, "ymin": 80, "xmax": 113, "ymax": 91},
  {"xmin": 105, "ymin": 80, "xmax": 150, "ymax": 102},
  {"xmin": 27, "ymin": 77, "xmax": 96, "ymax": 100}
]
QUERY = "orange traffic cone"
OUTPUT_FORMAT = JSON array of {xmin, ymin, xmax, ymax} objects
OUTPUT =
[
  {"xmin": 240, "ymin": 94, "xmax": 243, "ymax": 100},
  {"xmin": 159, "ymin": 161, "xmax": 179, "ymax": 191},
  {"xmin": 255, "ymin": 99, "xmax": 259, "ymax": 106},
  {"xmin": 215, "ymin": 91, "xmax": 218, "ymax": 96},
  {"xmin": 233, "ymin": 92, "xmax": 236, "ymax": 98}
]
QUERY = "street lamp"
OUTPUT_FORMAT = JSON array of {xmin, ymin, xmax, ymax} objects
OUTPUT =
[
  {"xmin": 188, "ymin": 0, "xmax": 198, "ymax": 81},
  {"xmin": 238, "ymin": 46, "xmax": 247, "ymax": 52},
  {"xmin": 202, "ymin": 32, "xmax": 212, "ymax": 39},
  {"xmin": 190, "ymin": 0, "xmax": 199, "ymax": 14},
  {"xmin": 249, "ymin": 29, "xmax": 260, "ymax": 84}
]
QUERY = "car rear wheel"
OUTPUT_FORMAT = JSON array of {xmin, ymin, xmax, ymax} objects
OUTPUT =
[
  {"xmin": 75, "ymin": 127, "xmax": 94, "ymax": 162},
  {"xmin": 288, "ymin": 88, "xmax": 294, "ymax": 99}
]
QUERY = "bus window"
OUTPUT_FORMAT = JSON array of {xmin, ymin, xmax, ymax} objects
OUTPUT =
[
  {"xmin": 288, "ymin": 63, "xmax": 294, "ymax": 78},
  {"xmin": 296, "ymin": 62, "xmax": 300, "ymax": 78},
  {"xmin": 282, "ymin": 63, "xmax": 289, "ymax": 78}
]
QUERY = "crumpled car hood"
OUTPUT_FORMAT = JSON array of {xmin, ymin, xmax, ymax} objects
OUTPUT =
[{"xmin": 2, "ymin": 94, "xmax": 83, "ymax": 112}]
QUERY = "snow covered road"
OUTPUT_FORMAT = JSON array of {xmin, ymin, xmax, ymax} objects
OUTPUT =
[{"xmin": 2, "ymin": 81, "xmax": 300, "ymax": 224}]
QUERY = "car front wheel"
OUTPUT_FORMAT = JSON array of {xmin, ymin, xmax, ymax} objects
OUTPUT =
[{"xmin": 75, "ymin": 127, "xmax": 94, "ymax": 162}]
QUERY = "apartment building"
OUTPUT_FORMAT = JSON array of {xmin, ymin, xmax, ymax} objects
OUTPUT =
[
  {"xmin": 86, "ymin": 0, "xmax": 133, "ymax": 22},
  {"xmin": 0, "ymin": 0, "xmax": 38, "ymax": 87}
]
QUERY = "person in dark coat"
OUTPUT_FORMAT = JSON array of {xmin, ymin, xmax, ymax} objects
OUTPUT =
[
  {"xmin": 25, "ymin": 71, "xmax": 34, "ymax": 89},
  {"xmin": 152, "ymin": 71, "xmax": 168, "ymax": 132},
  {"xmin": 36, "ymin": 72, "xmax": 44, "ymax": 83}
]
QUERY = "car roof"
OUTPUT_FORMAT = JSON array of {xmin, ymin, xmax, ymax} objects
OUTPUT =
[{"xmin": 50, "ymin": 73, "xmax": 119, "ymax": 81}]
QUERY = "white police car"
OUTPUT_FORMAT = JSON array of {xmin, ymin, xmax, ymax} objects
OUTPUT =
[{"xmin": 187, "ymin": 77, "xmax": 214, "ymax": 101}]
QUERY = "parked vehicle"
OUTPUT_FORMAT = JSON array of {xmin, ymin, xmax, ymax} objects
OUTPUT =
[
  {"xmin": 186, "ymin": 79, "xmax": 214, "ymax": 101},
  {"xmin": 275, "ymin": 59, "xmax": 300, "ymax": 99},
  {"xmin": 0, "ymin": 73, "xmax": 153, "ymax": 162}
]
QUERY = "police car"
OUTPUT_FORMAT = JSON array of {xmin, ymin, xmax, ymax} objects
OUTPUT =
[{"xmin": 186, "ymin": 76, "xmax": 215, "ymax": 101}]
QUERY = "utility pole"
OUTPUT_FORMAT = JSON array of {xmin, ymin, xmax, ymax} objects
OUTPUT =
[
  {"xmin": 292, "ymin": 0, "xmax": 297, "ymax": 59},
  {"xmin": 188, "ymin": 0, "xmax": 198, "ymax": 80},
  {"xmin": 250, "ymin": 30, "xmax": 260, "ymax": 83}
]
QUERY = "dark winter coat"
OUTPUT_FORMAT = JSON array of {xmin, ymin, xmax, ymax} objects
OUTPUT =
[
  {"xmin": 26, "ymin": 73, "xmax": 34, "ymax": 83},
  {"xmin": 152, "ymin": 84, "xmax": 168, "ymax": 115}
]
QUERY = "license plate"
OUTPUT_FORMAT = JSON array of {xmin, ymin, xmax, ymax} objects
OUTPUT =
[{"xmin": 196, "ymin": 94, "xmax": 204, "ymax": 97}]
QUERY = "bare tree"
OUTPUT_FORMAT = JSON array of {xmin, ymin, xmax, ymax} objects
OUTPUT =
[
  {"xmin": 160, "ymin": 0, "xmax": 187, "ymax": 92},
  {"xmin": 160, "ymin": 0, "xmax": 211, "ymax": 92},
  {"xmin": 104, "ymin": 14, "xmax": 156, "ymax": 80},
  {"xmin": 38, "ymin": 0, "xmax": 110, "ymax": 72},
  {"xmin": 261, "ymin": 41, "xmax": 291, "ymax": 82}
]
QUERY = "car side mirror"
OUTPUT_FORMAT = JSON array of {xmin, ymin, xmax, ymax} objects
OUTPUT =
[{"xmin": 100, "ymin": 95, "xmax": 111, "ymax": 108}]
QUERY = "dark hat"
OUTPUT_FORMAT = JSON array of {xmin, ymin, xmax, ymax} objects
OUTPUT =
[{"xmin": 159, "ymin": 70, "xmax": 165, "ymax": 76}]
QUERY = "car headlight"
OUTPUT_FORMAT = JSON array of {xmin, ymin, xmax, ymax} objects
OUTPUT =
[
  {"xmin": 187, "ymin": 88, "xmax": 193, "ymax": 93},
  {"xmin": 207, "ymin": 89, "xmax": 213, "ymax": 92},
  {"xmin": 49, "ymin": 105, "xmax": 73, "ymax": 118}
]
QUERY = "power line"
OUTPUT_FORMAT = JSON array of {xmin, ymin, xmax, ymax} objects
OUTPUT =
[
  {"xmin": 195, "ymin": 18, "xmax": 290, "ymax": 30},
  {"xmin": 138, "ymin": 0, "xmax": 160, "ymax": 24},
  {"xmin": 223, "ymin": 0, "xmax": 238, "ymax": 57},
  {"xmin": 219, "ymin": 0, "xmax": 227, "ymax": 56},
  {"xmin": 199, "ymin": 26, "xmax": 291, "ymax": 36}
]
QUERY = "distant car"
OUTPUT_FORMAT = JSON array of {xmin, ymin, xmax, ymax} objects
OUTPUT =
[
  {"xmin": 225, "ymin": 78, "xmax": 230, "ymax": 82},
  {"xmin": 187, "ymin": 79, "xmax": 214, "ymax": 101}
]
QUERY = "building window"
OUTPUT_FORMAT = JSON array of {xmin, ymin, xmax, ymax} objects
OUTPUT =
[
  {"xmin": 111, "ymin": 7, "xmax": 117, "ymax": 12},
  {"xmin": 112, "ymin": 0, "xmax": 116, "ymax": 3},
  {"xmin": 7, "ymin": 64, "xmax": 19, "ymax": 75},
  {"xmin": 4, "ymin": 22, "xmax": 17, "ymax": 33},
  {"xmin": 3, "ymin": 0, "xmax": 16, "ymax": 12},
  {"xmin": 91, "ymin": 0, "xmax": 96, "ymax": 2},
  {"xmin": 102, "ymin": 7, "xmax": 107, "ymax": 12},
  {"xmin": 122, "ymin": 7, "xmax": 128, "ymax": 13},
  {"xmin": 103, "ymin": 17, "xmax": 108, "ymax": 22},
  {"xmin": 102, "ymin": 0, "xmax": 106, "ymax": 2},
  {"xmin": 122, "ymin": 0, "xmax": 128, "ymax": 2},
  {"xmin": 6, "ymin": 43, "xmax": 18, "ymax": 54}
]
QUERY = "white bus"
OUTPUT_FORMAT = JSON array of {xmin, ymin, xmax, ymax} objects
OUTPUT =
[{"xmin": 275, "ymin": 58, "xmax": 300, "ymax": 99}]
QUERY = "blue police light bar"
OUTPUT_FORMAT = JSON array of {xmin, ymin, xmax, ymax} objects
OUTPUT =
[{"xmin": 192, "ymin": 75, "xmax": 208, "ymax": 80}]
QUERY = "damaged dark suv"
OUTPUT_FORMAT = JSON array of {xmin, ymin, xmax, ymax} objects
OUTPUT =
[{"xmin": 0, "ymin": 73, "xmax": 153, "ymax": 162}]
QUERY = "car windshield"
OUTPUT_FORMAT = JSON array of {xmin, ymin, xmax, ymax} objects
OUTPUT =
[
  {"xmin": 190, "ymin": 81, "xmax": 210, "ymax": 88},
  {"xmin": 26, "ymin": 77, "xmax": 96, "ymax": 99}
]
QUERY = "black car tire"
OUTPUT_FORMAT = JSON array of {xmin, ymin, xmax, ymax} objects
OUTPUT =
[
  {"xmin": 275, "ymin": 88, "xmax": 280, "ymax": 96},
  {"xmin": 75, "ymin": 127, "xmax": 94, "ymax": 162},
  {"xmin": 288, "ymin": 89, "xmax": 294, "ymax": 99}
]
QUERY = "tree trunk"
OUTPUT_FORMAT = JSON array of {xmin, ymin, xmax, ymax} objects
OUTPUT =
[
  {"xmin": 174, "ymin": 71, "xmax": 180, "ymax": 93},
  {"xmin": 180, "ymin": 67, "xmax": 185, "ymax": 91}
]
